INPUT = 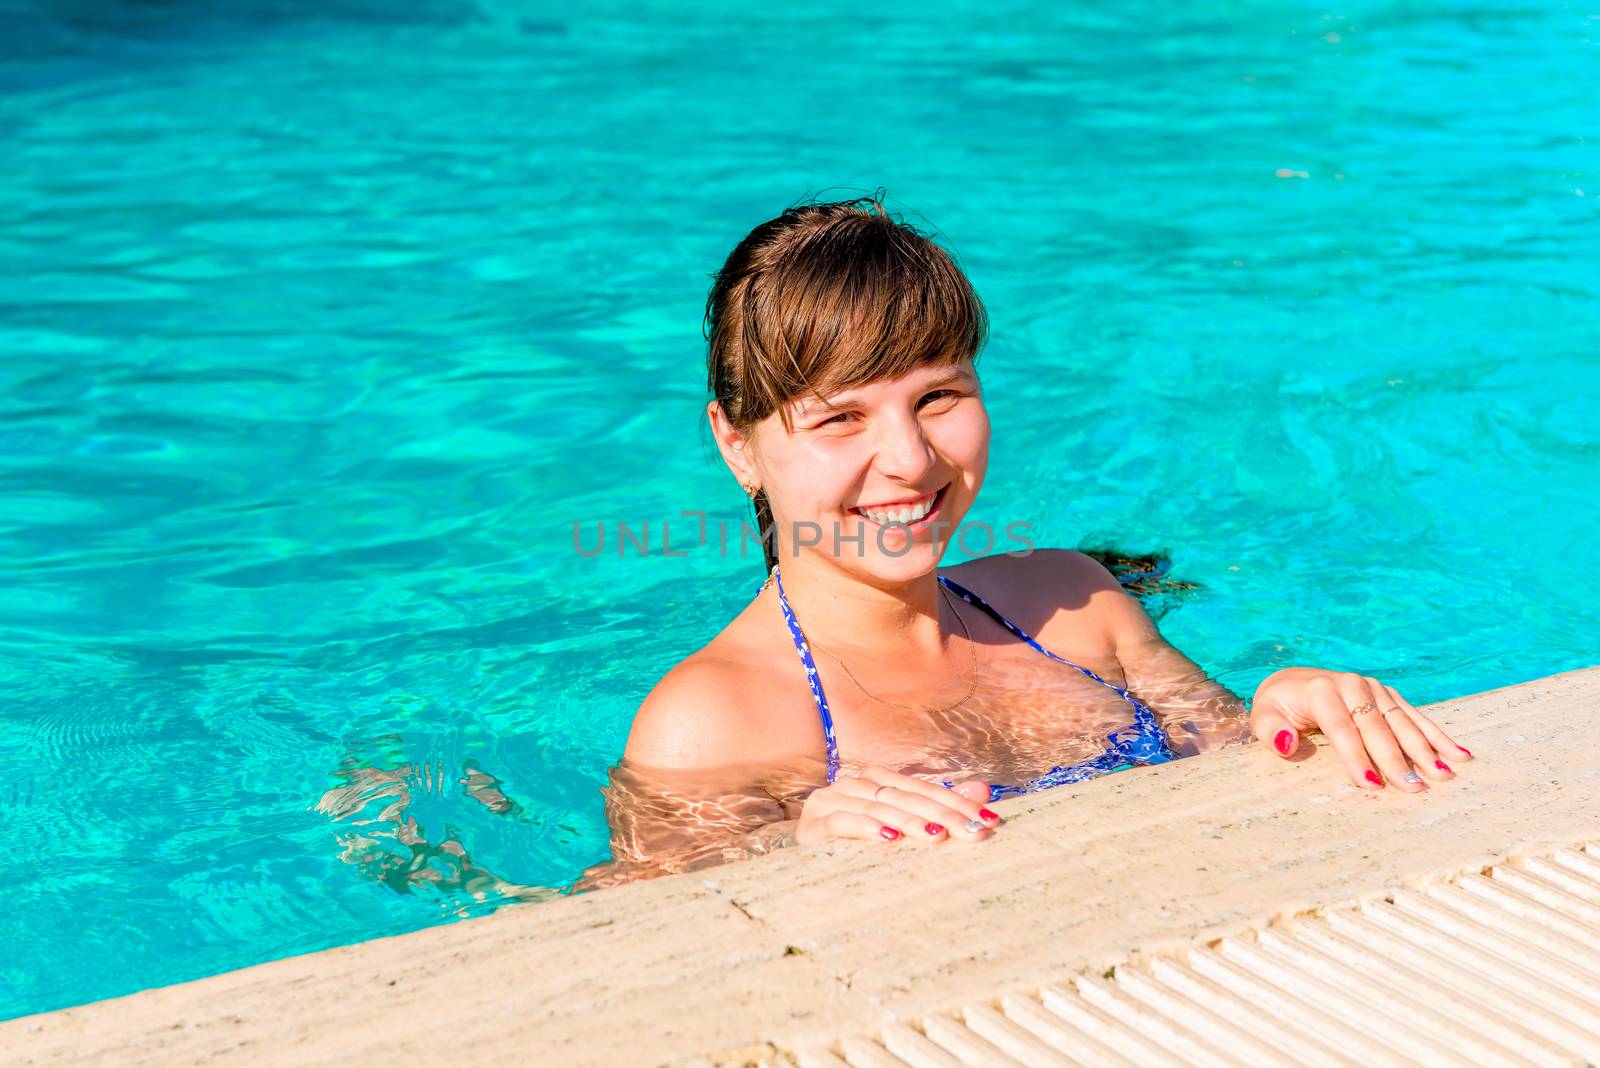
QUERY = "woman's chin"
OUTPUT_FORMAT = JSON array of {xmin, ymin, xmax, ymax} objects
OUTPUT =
[{"xmin": 841, "ymin": 546, "xmax": 947, "ymax": 584}]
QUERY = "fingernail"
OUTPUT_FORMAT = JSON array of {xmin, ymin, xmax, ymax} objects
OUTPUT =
[
  {"xmin": 924, "ymin": 822, "xmax": 944, "ymax": 836},
  {"xmin": 880, "ymin": 826, "xmax": 901, "ymax": 841},
  {"xmin": 979, "ymin": 808, "xmax": 1000, "ymax": 823},
  {"xmin": 1435, "ymin": 760, "xmax": 1453, "ymax": 774},
  {"xmin": 1274, "ymin": 730, "xmax": 1294, "ymax": 756},
  {"xmin": 1364, "ymin": 770, "xmax": 1385, "ymax": 788},
  {"xmin": 1403, "ymin": 772, "xmax": 1424, "ymax": 786},
  {"xmin": 1458, "ymin": 746, "xmax": 1472, "ymax": 758}
]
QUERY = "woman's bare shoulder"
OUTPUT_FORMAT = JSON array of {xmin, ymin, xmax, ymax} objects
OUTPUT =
[
  {"xmin": 622, "ymin": 598, "xmax": 823, "ymax": 772},
  {"xmin": 943, "ymin": 548, "xmax": 1127, "ymax": 646},
  {"xmin": 945, "ymin": 547, "xmax": 1119, "ymax": 596}
]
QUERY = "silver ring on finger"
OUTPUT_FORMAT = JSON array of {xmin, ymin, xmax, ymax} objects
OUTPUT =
[
  {"xmin": 1381, "ymin": 705, "xmax": 1404, "ymax": 717},
  {"xmin": 1349, "ymin": 702, "xmax": 1379, "ymax": 717},
  {"xmin": 871, "ymin": 784, "xmax": 892, "ymax": 803}
]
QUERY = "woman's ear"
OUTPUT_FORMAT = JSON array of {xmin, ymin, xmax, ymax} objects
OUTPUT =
[{"xmin": 706, "ymin": 401, "xmax": 758, "ymax": 488}]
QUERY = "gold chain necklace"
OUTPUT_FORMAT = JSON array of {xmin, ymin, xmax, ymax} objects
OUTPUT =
[{"xmin": 805, "ymin": 583, "xmax": 979, "ymax": 715}]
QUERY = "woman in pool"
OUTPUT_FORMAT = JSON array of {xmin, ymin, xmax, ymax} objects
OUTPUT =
[{"xmin": 577, "ymin": 195, "xmax": 1471, "ymax": 889}]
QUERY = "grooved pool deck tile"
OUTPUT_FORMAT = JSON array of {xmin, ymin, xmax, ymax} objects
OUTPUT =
[{"xmin": 3, "ymin": 666, "xmax": 1596, "ymax": 1068}]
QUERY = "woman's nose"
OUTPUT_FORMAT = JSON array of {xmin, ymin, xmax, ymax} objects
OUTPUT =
[{"xmin": 874, "ymin": 413, "xmax": 937, "ymax": 478}]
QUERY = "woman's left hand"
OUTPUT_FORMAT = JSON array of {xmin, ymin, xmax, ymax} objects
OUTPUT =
[{"xmin": 1248, "ymin": 667, "xmax": 1473, "ymax": 792}]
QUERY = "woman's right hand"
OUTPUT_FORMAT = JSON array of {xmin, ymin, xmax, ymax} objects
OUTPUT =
[{"xmin": 794, "ymin": 765, "xmax": 1002, "ymax": 846}]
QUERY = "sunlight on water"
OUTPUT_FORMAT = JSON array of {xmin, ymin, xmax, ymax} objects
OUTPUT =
[{"xmin": 1, "ymin": 0, "xmax": 1595, "ymax": 1020}]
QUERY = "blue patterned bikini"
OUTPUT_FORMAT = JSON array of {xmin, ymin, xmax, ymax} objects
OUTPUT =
[{"xmin": 763, "ymin": 565, "xmax": 1177, "ymax": 803}]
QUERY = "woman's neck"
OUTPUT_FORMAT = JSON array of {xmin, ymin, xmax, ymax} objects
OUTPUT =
[{"xmin": 773, "ymin": 553, "xmax": 953, "ymax": 660}]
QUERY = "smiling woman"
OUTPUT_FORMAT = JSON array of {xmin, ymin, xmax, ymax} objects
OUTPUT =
[
  {"xmin": 572, "ymin": 193, "xmax": 1475, "ymax": 891},
  {"xmin": 704, "ymin": 195, "xmax": 988, "ymax": 573}
]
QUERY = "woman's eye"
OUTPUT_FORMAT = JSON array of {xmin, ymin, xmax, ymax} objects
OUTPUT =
[{"xmin": 810, "ymin": 392, "xmax": 960, "ymax": 427}]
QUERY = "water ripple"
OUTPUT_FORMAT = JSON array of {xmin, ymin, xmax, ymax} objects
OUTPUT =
[{"xmin": 2, "ymin": 0, "xmax": 1596, "ymax": 1025}]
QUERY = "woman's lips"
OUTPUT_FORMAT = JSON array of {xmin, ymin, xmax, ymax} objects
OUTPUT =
[{"xmin": 848, "ymin": 484, "xmax": 949, "ymax": 531}]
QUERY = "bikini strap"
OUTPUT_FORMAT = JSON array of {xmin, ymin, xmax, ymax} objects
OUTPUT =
[
  {"xmin": 762, "ymin": 568, "xmax": 1172, "ymax": 791},
  {"xmin": 765, "ymin": 566, "xmax": 842, "ymax": 783},
  {"xmin": 937, "ymin": 573, "xmax": 1175, "ymax": 761}
]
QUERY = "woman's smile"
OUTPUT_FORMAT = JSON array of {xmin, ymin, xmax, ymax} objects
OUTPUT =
[{"xmin": 847, "ymin": 483, "xmax": 950, "ymax": 532}]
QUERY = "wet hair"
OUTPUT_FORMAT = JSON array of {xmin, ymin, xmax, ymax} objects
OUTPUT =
[{"xmin": 704, "ymin": 191, "xmax": 990, "ymax": 574}]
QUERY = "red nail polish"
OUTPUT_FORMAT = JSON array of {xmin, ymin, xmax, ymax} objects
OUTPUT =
[
  {"xmin": 1458, "ymin": 746, "xmax": 1472, "ymax": 758},
  {"xmin": 979, "ymin": 808, "xmax": 1000, "ymax": 822},
  {"xmin": 880, "ymin": 826, "xmax": 900, "ymax": 841},
  {"xmin": 925, "ymin": 822, "xmax": 944, "ymax": 836},
  {"xmin": 1274, "ymin": 730, "xmax": 1294, "ymax": 756},
  {"xmin": 1364, "ymin": 770, "xmax": 1384, "ymax": 788},
  {"xmin": 1435, "ymin": 760, "xmax": 1452, "ymax": 773}
]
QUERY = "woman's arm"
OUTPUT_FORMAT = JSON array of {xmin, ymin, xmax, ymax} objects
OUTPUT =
[
  {"xmin": 570, "ymin": 656, "xmax": 813, "ymax": 891},
  {"xmin": 1076, "ymin": 553, "xmax": 1473, "ymax": 789},
  {"xmin": 574, "ymin": 656, "xmax": 1001, "ymax": 892},
  {"xmin": 570, "ymin": 757, "xmax": 809, "ymax": 892},
  {"xmin": 1065, "ymin": 553, "xmax": 1253, "ymax": 756}
]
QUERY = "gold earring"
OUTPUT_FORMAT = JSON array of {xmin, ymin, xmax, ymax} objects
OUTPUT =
[{"xmin": 740, "ymin": 481, "xmax": 759, "ymax": 499}]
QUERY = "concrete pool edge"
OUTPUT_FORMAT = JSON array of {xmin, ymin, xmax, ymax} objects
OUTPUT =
[{"xmin": 5, "ymin": 665, "xmax": 1597, "ymax": 1067}]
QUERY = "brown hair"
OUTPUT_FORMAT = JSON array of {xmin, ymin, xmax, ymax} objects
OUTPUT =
[{"xmin": 704, "ymin": 192, "xmax": 990, "ymax": 574}]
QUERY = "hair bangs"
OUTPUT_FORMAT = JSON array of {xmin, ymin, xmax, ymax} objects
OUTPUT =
[{"xmin": 733, "ymin": 212, "xmax": 986, "ymax": 432}]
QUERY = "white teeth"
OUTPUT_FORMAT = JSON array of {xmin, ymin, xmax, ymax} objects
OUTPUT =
[{"xmin": 858, "ymin": 492, "xmax": 937, "ymax": 525}]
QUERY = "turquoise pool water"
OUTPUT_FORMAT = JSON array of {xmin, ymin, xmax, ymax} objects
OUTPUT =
[{"xmin": 2, "ymin": 0, "xmax": 1596, "ymax": 1022}]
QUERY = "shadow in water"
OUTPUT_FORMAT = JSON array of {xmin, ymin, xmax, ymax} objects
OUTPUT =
[{"xmin": 312, "ymin": 735, "xmax": 561, "ymax": 911}]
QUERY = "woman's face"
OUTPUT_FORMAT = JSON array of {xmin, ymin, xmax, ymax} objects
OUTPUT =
[{"xmin": 749, "ymin": 357, "xmax": 990, "ymax": 582}]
